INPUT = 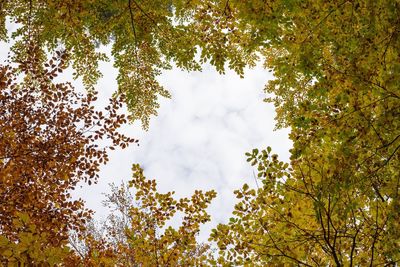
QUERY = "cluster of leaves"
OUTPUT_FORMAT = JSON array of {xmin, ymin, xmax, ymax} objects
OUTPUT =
[
  {"xmin": 211, "ymin": 148, "xmax": 398, "ymax": 265},
  {"xmin": 0, "ymin": 42, "xmax": 135, "ymax": 265},
  {"xmin": 0, "ymin": 213, "xmax": 71, "ymax": 265},
  {"xmin": 69, "ymin": 164, "xmax": 216, "ymax": 266},
  {"xmin": 1, "ymin": 0, "xmax": 258, "ymax": 129},
  {"xmin": 209, "ymin": 0, "xmax": 400, "ymax": 265}
]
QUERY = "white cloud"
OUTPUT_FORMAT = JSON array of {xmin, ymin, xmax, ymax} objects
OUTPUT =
[
  {"xmin": 74, "ymin": 57, "xmax": 293, "ymax": 243},
  {"xmin": 1, "ymin": 39, "xmax": 292, "ymax": 243}
]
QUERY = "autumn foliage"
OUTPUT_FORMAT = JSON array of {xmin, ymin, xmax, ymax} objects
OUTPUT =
[
  {"xmin": 1, "ymin": 0, "xmax": 400, "ymax": 266},
  {"xmin": 69, "ymin": 164, "xmax": 216, "ymax": 266},
  {"xmin": 0, "ymin": 43, "xmax": 135, "ymax": 264},
  {"xmin": 209, "ymin": 0, "xmax": 400, "ymax": 265}
]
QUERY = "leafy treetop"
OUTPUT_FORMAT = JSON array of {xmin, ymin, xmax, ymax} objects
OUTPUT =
[
  {"xmin": 0, "ymin": 42, "xmax": 135, "ymax": 265},
  {"xmin": 0, "ymin": 0, "xmax": 258, "ymax": 129}
]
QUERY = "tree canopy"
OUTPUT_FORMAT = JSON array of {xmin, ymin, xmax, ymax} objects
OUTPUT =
[
  {"xmin": 1, "ymin": 0, "xmax": 257, "ymax": 129},
  {"xmin": 209, "ymin": 0, "xmax": 400, "ymax": 265},
  {"xmin": 0, "ymin": 42, "xmax": 135, "ymax": 265},
  {"xmin": 1, "ymin": 0, "xmax": 399, "ymax": 266},
  {"xmin": 69, "ymin": 164, "xmax": 216, "ymax": 266}
]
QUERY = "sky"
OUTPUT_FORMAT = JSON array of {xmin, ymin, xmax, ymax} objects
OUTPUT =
[
  {"xmin": 70, "ymin": 46, "xmax": 293, "ymax": 242},
  {"xmin": 0, "ymin": 38, "xmax": 292, "ymax": 242}
]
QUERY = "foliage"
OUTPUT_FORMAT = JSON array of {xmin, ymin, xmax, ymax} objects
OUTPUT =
[
  {"xmin": 211, "ymin": 147, "xmax": 399, "ymax": 265},
  {"xmin": 0, "ymin": 0, "xmax": 258, "ymax": 129},
  {"xmin": 209, "ymin": 0, "xmax": 400, "ymax": 265},
  {"xmin": 1, "ymin": 0, "xmax": 399, "ymax": 265},
  {"xmin": 70, "ymin": 164, "xmax": 216, "ymax": 266},
  {"xmin": 0, "ymin": 42, "xmax": 135, "ymax": 265},
  {"xmin": 0, "ymin": 213, "xmax": 71, "ymax": 266}
]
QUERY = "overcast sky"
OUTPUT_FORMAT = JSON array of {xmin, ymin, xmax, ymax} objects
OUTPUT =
[
  {"xmin": 1, "ymin": 39, "xmax": 292, "ymax": 242},
  {"xmin": 70, "ymin": 46, "xmax": 292, "ymax": 242}
]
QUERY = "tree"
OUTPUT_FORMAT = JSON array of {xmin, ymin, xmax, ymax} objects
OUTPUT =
[
  {"xmin": 0, "ymin": 42, "xmax": 135, "ymax": 265},
  {"xmin": 1, "ymin": 0, "xmax": 399, "ymax": 265},
  {"xmin": 209, "ymin": 0, "xmax": 400, "ymax": 265},
  {"xmin": 1, "ymin": 0, "xmax": 257, "ymax": 129},
  {"xmin": 69, "ymin": 164, "xmax": 216, "ymax": 266},
  {"xmin": 211, "ymin": 147, "xmax": 398, "ymax": 265}
]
